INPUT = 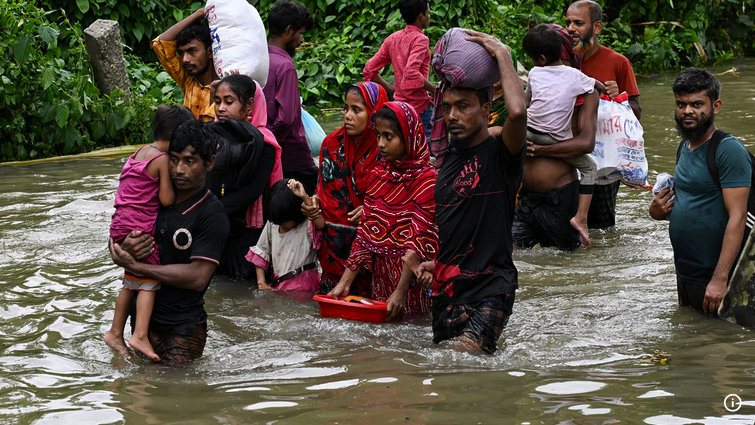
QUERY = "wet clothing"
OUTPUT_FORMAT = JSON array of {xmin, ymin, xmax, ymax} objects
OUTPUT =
[
  {"xmin": 247, "ymin": 220, "xmax": 321, "ymax": 292},
  {"xmin": 432, "ymin": 135, "xmax": 525, "ymax": 305},
  {"xmin": 150, "ymin": 36, "xmax": 215, "ymax": 121},
  {"xmin": 346, "ymin": 101, "xmax": 438, "ymax": 315},
  {"xmin": 670, "ymin": 134, "xmax": 751, "ymax": 286},
  {"xmin": 144, "ymin": 318, "xmax": 208, "ymax": 365},
  {"xmin": 264, "ymin": 45, "xmax": 316, "ymax": 173},
  {"xmin": 580, "ymin": 46, "xmax": 640, "ymax": 98},
  {"xmin": 363, "ymin": 25, "xmax": 432, "ymax": 115},
  {"xmin": 317, "ymin": 82, "xmax": 388, "ymax": 296},
  {"xmin": 587, "ymin": 181, "xmax": 620, "ymax": 229},
  {"xmin": 110, "ymin": 148, "xmax": 165, "ymax": 291},
  {"xmin": 512, "ymin": 179, "xmax": 581, "ymax": 251},
  {"xmin": 432, "ymin": 292, "xmax": 515, "ymax": 354},
  {"xmin": 677, "ymin": 279, "xmax": 710, "ymax": 313},
  {"xmin": 131, "ymin": 187, "xmax": 229, "ymax": 337}
]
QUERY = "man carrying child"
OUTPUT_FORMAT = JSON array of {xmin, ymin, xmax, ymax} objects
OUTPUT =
[{"xmin": 110, "ymin": 120, "xmax": 229, "ymax": 364}]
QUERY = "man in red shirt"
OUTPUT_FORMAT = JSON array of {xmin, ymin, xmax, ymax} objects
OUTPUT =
[
  {"xmin": 565, "ymin": 0, "xmax": 642, "ymax": 229},
  {"xmin": 363, "ymin": 0, "xmax": 435, "ymax": 140}
]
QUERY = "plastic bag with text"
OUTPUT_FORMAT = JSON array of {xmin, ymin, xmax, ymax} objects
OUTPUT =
[
  {"xmin": 589, "ymin": 93, "xmax": 650, "ymax": 189},
  {"xmin": 205, "ymin": 0, "xmax": 269, "ymax": 87}
]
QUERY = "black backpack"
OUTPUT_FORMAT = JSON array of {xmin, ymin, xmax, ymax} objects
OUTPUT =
[{"xmin": 676, "ymin": 129, "xmax": 755, "ymax": 258}]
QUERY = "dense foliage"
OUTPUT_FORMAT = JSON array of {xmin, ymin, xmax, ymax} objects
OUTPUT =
[
  {"xmin": 1, "ymin": 0, "xmax": 753, "ymax": 161},
  {"xmin": 0, "ymin": 1, "xmax": 180, "ymax": 162}
]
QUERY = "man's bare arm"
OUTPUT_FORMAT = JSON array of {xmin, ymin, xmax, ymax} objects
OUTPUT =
[
  {"xmin": 160, "ymin": 7, "xmax": 205, "ymax": 42},
  {"xmin": 529, "ymin": 91, "xmax": 598, "ymax": 158},
  {"xmin": 110, "ymin": 239, "xmax": 216, "ymax": 292}
]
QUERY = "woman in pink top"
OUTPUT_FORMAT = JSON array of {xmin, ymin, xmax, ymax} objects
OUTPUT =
[{"xmin": 104, "ymin": 105, "xmax": 194, "ymax": 362}]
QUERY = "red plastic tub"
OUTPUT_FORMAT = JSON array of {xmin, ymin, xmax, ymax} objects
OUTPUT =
[{"xmin": 313, "ymin": 295, "xmax": 389, "ymax": 323}]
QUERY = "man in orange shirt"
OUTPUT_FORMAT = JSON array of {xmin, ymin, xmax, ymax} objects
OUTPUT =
[
  {"xmin": 565, "ymin": 0, "xmax": 642, "ymax": 229},
  {"xmin": 151, "ymin": 8, "xmax": 218, "ymax": 121}
]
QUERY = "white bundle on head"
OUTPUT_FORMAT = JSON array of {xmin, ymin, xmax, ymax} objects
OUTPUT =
[{"xmin": 205, "ymin": 0, "xmax": 269, "ymax": 87}]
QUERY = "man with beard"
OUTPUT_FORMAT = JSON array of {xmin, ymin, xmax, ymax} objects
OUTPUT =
[
  {"xmin": 565, "ymin": 0, "xmax": 641, "ymax": 229},
  {"xmin": 264, "ymin": 0, "xmax": 318, "ymax": 192},
  {"xmin": 650, "ymin": 69, "xmax": 750, "ymax": 315},
  {"xmin": 426, "ymin": 30, "xmax": 527, "ymax": 354},
  {"xmin": 152, "ymin": 8, "xmax": 218, "ymax": 121}
]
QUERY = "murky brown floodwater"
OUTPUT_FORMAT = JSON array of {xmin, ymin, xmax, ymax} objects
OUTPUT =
[{"xmin": 1, "ymin": 59, "xmax": 755, "ymax": 425}]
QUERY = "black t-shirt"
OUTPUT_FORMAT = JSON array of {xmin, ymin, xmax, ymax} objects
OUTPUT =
[
  {"xmin": 144, "ymin": 187, "xmax": 229, "ymax": 335},
  {"xmin": 431, "ymin": 135, "xmax": 525, "ymax": 305}
]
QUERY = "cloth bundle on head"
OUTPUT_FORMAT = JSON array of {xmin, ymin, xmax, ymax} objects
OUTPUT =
[
  {"xmin": 548, "ymin": 24, "xmax": 582, "ymax": 69},
  {"xmin": 430, "ymin": 28, "xmax": 501, "ymax": 166},
  {"xmin": 353, "ymin": 101, "xmax": 438, "ymax": 261}
]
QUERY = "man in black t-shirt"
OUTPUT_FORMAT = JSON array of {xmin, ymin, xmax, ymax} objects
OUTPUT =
[
  {"xmin": 423, "ymin": 31, "xmax": 527, "ymax": 354},
  {"xmin": 110, "ymin": 120, "xmax": 229, "ymax": 364}
]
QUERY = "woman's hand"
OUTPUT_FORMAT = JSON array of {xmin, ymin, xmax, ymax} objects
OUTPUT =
[
  {"xmin": 347, "ymin": 205, "xmax": 363, "ymax": 224},
  {"xmin": 328, "ymin": 280, "xmax": 351, "ymax": 299},
  {"xmin": 386, "ymin": 286, "xmax": 408, "ymax": 319},
  {"xmin": 416, "ymin": 261, "xmax": 435, "ymax": 292},
  {"xmin": 401, "ymin": 250, "xmax": 422, "ymax": 275},
  {"xmin": 302, "ymin": 194, "xmax": 321, "ymax": 220}
]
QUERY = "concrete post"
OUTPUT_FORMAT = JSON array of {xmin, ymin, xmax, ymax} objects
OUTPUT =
[{"xmin": 83, "ymin": 20, "xmax": 130, "ymax": 95}]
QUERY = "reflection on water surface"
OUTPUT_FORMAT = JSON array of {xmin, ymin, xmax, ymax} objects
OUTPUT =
[{"xmin": 1, "ymin": 60, "xmax": 755, "ymax": 424}]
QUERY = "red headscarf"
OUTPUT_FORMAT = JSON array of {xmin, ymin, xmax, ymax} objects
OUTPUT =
[
  {"xmin": 317, "ymin": 82, "xmax": 389, "ymax": 273},
  {"xmin": 355, "ymin": 101, "xmax": 438, "ymax": 261}
]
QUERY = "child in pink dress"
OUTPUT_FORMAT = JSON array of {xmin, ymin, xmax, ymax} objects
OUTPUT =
[{"xmin": 104, "ymin": 105, "xmax": 194, "ymax": 361}]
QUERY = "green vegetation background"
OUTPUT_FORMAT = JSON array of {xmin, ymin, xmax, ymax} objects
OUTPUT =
[{"xmin": 1, "ymin": 0, "xmax": 753, "ymax": 161}]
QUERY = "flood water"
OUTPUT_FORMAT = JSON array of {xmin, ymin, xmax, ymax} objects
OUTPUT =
[{"xmin": 1, "ymin": 60, "xmax": 755, "ymax": 424}]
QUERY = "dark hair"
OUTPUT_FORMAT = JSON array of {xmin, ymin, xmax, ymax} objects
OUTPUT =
[
  {"xmin": 399, "ymin": 0, "xmax": 429, "ymax": 25},
  {"xmin": 376, "ymin": 106, "xmax": 404, "ymax": 142},
  {"xmin": 344, "ymin": 84, "xmax": 366, "ymax": 105},
  {"xmin": 523, "ymin": 24, "xmax": 562, "ymax": 65},
  {"xmin": 569, "ymin": 0, "xmax": 602, "ymax": 24},
  {"xmin": 672, "ymin": 68, "xmax": 721, "ymax": 103},
  {"xmin": 267, "ymin": 179, "xmax": 307, "ymax": 226},
  {"xmin": 446, "ymin": 86, "xmax": 491, "ymax": 106},
  {"xmin": 154, "ymin": 105, "xmax": 195, "ymax": 141},
  {"xmin": 176, "ymin": 23, "xmax": 212, "ymax": 50},
  {"xmin": 268, "ymin": 0, "xmax": 314, "ymax": 38},
  {"xmin": 217, "ymin": 74, "xmax": 257, "ymax": 107},
  {"xmin": 170, "ymin": 120, "xmax": 218, "ymax": 164}
]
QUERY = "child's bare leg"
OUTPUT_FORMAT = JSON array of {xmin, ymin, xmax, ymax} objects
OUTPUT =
[
  {"xmin": 104, "ymin": 288, "xmax": 134, "ymax": 356},
  {"xmin": 571, "ymin": 191, "xmax": 592, "ymax": 248},
  {"xmin": 128, "ymin": 291, "xmax": 161, "ymax": 362}
]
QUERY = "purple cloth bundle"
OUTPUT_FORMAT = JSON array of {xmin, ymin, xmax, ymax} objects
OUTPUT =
[{"xmin": 429, "ymin": 28, "xmax": 501, "ymax": 166}]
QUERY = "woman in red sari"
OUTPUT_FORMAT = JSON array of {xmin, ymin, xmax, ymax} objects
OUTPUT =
[
  {"xmin": 329, "ymin": 102, "xmax": 438, "ymax": 317},
  {"xmin": 306, "ymin": 82, "xmax": 388, "ymax": 295}
]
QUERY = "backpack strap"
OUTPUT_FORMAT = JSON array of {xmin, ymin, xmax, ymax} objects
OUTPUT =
[
  {"xmin": 705, "ymin": 129, "xmax": 732, "ymax": 190},
  {"xmin": 676, "ymin": 141, "xmax": 684, "ymax": 164}
]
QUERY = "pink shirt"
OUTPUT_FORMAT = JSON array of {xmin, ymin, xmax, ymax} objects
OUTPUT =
[
  {"xmin": 363, "ymin": 26, "xmax": 431, "ymax": 114},
  {"xmin": 110, "ymin": 150, "xmax": 165, "ymax": 237}
]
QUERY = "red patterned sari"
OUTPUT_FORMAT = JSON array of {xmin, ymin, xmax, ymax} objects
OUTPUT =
[
  {"xmin": 317, "ymin": 82, "xmax": 388, "ymax": 295},
  {"xmin": 347, "ymin": 102, "xmax": 438, "ymax": 315}
]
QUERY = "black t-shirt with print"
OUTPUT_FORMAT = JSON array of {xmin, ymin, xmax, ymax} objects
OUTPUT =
[
  {"xmin": 432, "ymin": 135, "xmax": 525, "ymax": 305},
  {"xmin": 133, "ymin": 187, "xmax": 229, "ymax": 335}
]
